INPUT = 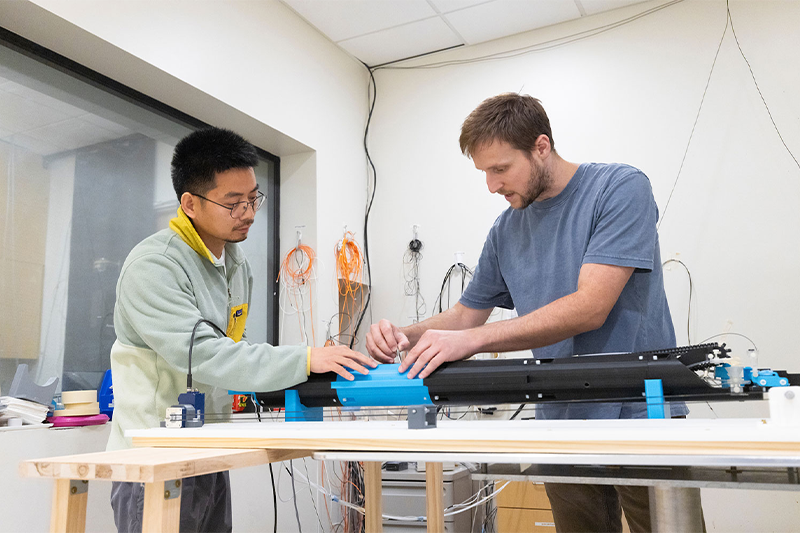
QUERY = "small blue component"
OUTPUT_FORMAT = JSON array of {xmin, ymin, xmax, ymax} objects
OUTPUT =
[
  {"xmin": 285, "ymin": 389, "xmax": 323, "ymax": 422},
  {"xmin": 98, "ymin": 369, "xmax": 114, "ymax": 419},
  {"xmin": 750, "ymin": 369, "xmax": 790, "ymax": 388},
  {"xmin": 178, "ymin": 390, "xmax": 205, "ymax": 425},
  {"xmin": 644, "ymin": 379, "xmax": 666, "ymax": 419},
  {"xmin": 332, "ymin": 364, "xmax": 433, "ymax": 407}
]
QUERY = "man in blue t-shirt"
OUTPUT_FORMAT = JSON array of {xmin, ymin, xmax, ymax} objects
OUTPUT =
[{"xmin": 366, "ymin": 93, "xmax": 698, "ymax": 532}]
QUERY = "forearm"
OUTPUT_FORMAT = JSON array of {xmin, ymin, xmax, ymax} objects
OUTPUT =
[
  {"xmin": 400, "ymin": 303, "xmax": 490, "ymax": 347},
  {"xmin": 467, "ymin": 291, "xmax": 607, "ymax": 354}
]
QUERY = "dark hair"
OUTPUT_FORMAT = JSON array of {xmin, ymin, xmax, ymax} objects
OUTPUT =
[
  {"xmin": 459, "ymin": 93, "xmax": 555, "ymax": 158},
  {"xmin": 171, "ymin": 127, "xmax": 259, "ymax": 199}
]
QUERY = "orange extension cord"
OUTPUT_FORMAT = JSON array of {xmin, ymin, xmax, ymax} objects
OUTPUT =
[
  {"xmin": 277, "ymin": 244, "xmax": 317, "ymax": 346},
  {"xmin": 334, "ymin": 231, "xmax": 364, "ymax": 346}
]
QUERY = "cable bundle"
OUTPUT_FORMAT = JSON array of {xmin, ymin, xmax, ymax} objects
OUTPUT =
[
  {"xmin": 277, "ymin": 244, "xmax": 317, "ymax": 345},
  {"xmin": 335, "ymin": 231, "xmax": 365, "ymax": 347}
]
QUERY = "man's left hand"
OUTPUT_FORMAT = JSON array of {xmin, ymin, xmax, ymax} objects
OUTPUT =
[{"xmin": 398, "ymin": 329, "xmax": 476, "ymax": 379}]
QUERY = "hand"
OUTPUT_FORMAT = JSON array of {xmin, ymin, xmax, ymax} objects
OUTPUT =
[
  {"xmin": 365, "ymin": 319, "xmax": 410, "ymax": 364},
  {"xmin": 398, "ymin": 329, "xmax": 476, "ymax": 379},
  {"xmin": 309, "ymin": 346, "xmax": 377, "ymax": 381}
]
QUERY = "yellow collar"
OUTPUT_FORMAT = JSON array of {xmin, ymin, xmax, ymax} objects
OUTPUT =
[{"xmin": 169, "ymin": 207, "xmax": 216, "ymax": 264}]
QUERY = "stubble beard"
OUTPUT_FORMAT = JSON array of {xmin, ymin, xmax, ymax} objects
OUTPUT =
[{"xmin": 518, "ymin": 164, "xmax": 552, "ymax": 210}]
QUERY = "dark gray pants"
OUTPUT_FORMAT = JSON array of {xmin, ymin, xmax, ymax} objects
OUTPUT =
[
  {"xmin": 111, "ymin": 472, "xmax": 232, "ymax": 533},
  {"xmin": 545, "ymin": 483, "xmax": 652, "ymax": 533}
]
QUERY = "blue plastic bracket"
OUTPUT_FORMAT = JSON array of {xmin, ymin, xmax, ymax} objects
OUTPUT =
[
  {"xmin": 285, "ymin": 389, "xmax": 323, "ymax": 422},
  {"xmin": 644, "ymin": 379, "xmax": 666, "ymax": 419}
]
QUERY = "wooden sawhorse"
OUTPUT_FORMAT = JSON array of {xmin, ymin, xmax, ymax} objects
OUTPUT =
[{"xmin": 19, "ymin": 447, "xmax": 309, "ymax": 533}]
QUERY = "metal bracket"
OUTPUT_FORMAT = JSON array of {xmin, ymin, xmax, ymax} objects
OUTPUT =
[
  {"xmin": 408, "ymin": 405, "xmax": 437, "ymax": 429},
  {"xmin": 164, "ymin": 479, "xmax": 182, "ymax": 500},
  {"xmin": 69, "ymin": 479, "xmax": 89, "ymax": 495}
]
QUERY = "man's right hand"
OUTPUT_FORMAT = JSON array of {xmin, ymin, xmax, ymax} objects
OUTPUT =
[
  {"xmin": 309, "ymin": 346, "xmax": 376, "ymax": 381},
  {"xmin": 365, "ymin": 319, "xmax": 410, "ymax": 363}
]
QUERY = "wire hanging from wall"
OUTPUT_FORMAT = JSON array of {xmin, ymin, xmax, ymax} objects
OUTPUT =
[
  {"xmin": 433, "ymin": 255, "xmax": 474, "ymax": 315},
  {"xmin": 403, "ymin": 225, "xmax": 426, "ymax": 323},
  {"xmin": 277, "ymin": 228, "xmax": 317, "ymax": 346},
  {"xmin": 335, "ymin": 229, "xmax": 365, "ymax": 348}
]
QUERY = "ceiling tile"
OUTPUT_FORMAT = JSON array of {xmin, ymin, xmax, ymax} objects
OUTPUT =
[
  {"xmin": 1, "ymin": 82, "xmax": 85, "ymax": 118},
  {"xmin": 24, "ymin": 117, "xmax": 118, "ymax": 152},
  {"xmin": 578, "ymin": 0, "xmax": 651, "ymax": 16},
  {"xmin": 428, "ymin": 0, "xmax": 494, "ymax": 14},
  {"xmin": 0, "ymin": 90, "xmax": 72, "ymax": 133},
  {"xmin": 338, "ymin": 16, "xmax": 463, "ymax": 66},
  {"xmin": 283, "ymin": 0, "xmax": 437, "ymax": 42},
  {"xmin": 1, "ymin": 132, "xmax": 62, "ymax": 156},
  {"xmin": 444, "ymin": 0, "xmax": 582, "ymax": 45}
]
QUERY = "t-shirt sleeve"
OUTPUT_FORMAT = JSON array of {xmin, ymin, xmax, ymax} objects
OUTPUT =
[
  {"xmin": 582, "ymin": 169, "xmax": 658, "ymax": 272},
  {"xmin": 459, "ymin": 226, "xmax": 515, "ymax": 310}
]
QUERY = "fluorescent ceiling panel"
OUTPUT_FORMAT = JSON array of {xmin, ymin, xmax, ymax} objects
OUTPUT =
[{"xmin": 339, "ymin": 16, "xmax": 463, "ymax": 66}]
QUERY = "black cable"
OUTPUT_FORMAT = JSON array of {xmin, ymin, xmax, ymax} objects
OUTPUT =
[
  {"xmin": 350, "ymin": 67, "xmax": 378, "ymax": 349},
  {"xmin": 658, "ymin": 5, "xmax": 728, "ymax": 231},
  {"xmin": 662, "ymin": 259, "xmax": 693, "ymax": 344},
  {"xmin": 289, "ymin": 460, "xmax": 302, "ymax": 533},
  {"xmin": 509, "ymin": 404, "xmax": 526, "ymax": 420},
  {"xmin": 726, "ymin": 0, "xmax": 799, "ymax": 171},
  {"xmin": 187, "ymin": 318, "xmax": 226, "ymax": 390},
  {"xmin": 269, "ymin": 463, "xmax": 278, "ymax": 533}
]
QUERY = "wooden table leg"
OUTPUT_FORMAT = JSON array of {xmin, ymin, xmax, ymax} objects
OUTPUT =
[
  {"xmin": 50, "ymin": 478, "xmax": 88, "ymax": 533},
  {"xmin": 142, "ymin": 479, "xmax": 181, "ymax": 533},
  {"xmin": 364, "ymin": 461, "xmax": 383, "ymax": 533},
  {"xmin": 426, "ymin": 463, "xmax": 445, "ymax": 533}
]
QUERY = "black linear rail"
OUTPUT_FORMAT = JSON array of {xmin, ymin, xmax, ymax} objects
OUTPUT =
[{"xmin": 254, "ymin": 344, "xmax": 800, "ymax": 408}]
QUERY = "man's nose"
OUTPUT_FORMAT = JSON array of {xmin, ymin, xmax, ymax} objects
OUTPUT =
[{"xmin": 486, "ymin": 174, "xmax": 502, "ymax": 194}]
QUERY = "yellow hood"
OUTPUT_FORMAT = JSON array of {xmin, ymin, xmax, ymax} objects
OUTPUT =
[{"xmin": 168, "ymin": 207, "xmax": 216, "ymax": 264}]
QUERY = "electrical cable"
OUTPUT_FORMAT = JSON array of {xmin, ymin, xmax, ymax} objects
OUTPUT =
[
  {"xmin": 187, "ymin": 319, "xmax": 226, "ymax": 390},
  {"xmin": 289, "ymin": 460, "xmax": 302, "ymax": 533},
  {"xmin": 403, "ymin": 236, "xmax": 426, "ymax": 323},
  {"xmin": 662, "ymin": 258, "xmax": 693, "ymax": 344},
  {"xmin": 726, "ymin": 0, "xmax": 799, "ymax": 171},
  {"xmin": 350, "ymin": 67, "xmax": 379, "ymax": 351},
  {"xmin": 277, "ymin": 243, "xmax": 317, "ymax": 345},
  {"xmin": 269, "ymin": 463, "xmax": 278, "ymax": 533},
  {"xmin": 373, "ymin": 0, "xmax": 685, "ymax": 71},
  {"xmin": 335, "ymin": 231, "xmax": 365, "ymax": 349}
]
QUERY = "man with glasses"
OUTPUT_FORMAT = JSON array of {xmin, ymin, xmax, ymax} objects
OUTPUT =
[{"xmin": 107, "ymin": 127, "xmax": 375, "ymax": 533}]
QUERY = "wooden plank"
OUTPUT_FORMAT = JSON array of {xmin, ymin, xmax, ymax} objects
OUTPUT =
[
  {"xmin": 425, "ymin": 463, "xmax": 444, "ymax": 533},
  {"xmin": 363, "ymin": 461, "xmax": 383, "ymax": 533},
  {"xmin": 129, "ymin": 435, "xmax": 800, "ymax": 457},
  {"xmin": 21, "ymin": 447, "xmax": 309, "ymax": 482},
  {"xmin": 142, "ymin": 480, "xmax": 180, "ymax": 533},
  {"xmin": 50, "ymin": 478, "xmax": 87, "ymax": 533}
]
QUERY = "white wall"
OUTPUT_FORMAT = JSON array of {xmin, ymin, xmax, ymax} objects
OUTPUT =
[
  {"xmin": 367, "ymin": 0, "xmax": 800, "ymax": 380},
  {"xmin": 364, "ymin": 1, "xmax": 800, "ymax": 530}
]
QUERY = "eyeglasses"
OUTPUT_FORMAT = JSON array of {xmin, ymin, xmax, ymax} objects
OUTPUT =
[{"xmin": 194, "ymin": 191, "xmax": 265, "ymax": 218}]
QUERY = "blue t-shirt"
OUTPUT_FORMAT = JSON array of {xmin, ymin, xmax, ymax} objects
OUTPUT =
[{"xmin": 460, "ymin": 162, "xmax": 683, "ymax": 419}]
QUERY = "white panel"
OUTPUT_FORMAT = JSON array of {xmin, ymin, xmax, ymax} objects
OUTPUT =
[
  {"xmin": 0, "ymin": 90, "xmax": 71, "ymax": 133},
  {"xmin": 80, "ymin": 113, "xmax": 135, "ymax": 137},
  {"xmin": 338, "ymin": 16, "xmax": 463, "ymax": 66},
  {"xmin": 429, "ymin": 0, "xmax": 494, "ymax": 14},
  {"xmin": 445, "ymin": 0, "xmax": 582, "ymax": 44},
  {"xmin": 1, "ymin": 132, "xmax": 61, "ymax": 155},
  {"xmin": 579, "ymin": 0, "xmax": 652, "ymax": 16},
  {"xmin": 1, "ymin": 82, "xmax": 85, "ymax": 118},
  {"xmin": 23, "ymin": 117, "xmax": 118, "ymax": 152},
  {"xmin": 283, "ymin": 0, "xmax": 436, "ymax": 42}
]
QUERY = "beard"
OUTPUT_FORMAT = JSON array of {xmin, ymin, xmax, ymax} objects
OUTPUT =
[{"xmin": 517, "ymin": 162, "xmax": 552, "ymax": 209}]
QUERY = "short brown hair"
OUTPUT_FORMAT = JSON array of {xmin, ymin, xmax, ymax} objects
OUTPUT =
[{"xmin": 459, "ymin": 93, "xmax": 555, "ymax": 157}]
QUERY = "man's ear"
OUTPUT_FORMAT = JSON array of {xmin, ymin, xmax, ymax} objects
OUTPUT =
[
  {"xmin": 180, "ymin": 192, "xmax": 197, "ymax": 219},
  {"xmin": 533, "ymin": 134, "xmax": 552, "ymax": 159}
]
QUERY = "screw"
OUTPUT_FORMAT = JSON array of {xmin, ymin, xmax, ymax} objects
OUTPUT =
[
  {"xmin": 164, "ymin": 490, "xmax": 171, "ymax": 499},
  {"xmin": 175, "ymin": 480, "xmax": 181, "ymax": 488},
  {"xmin": 786, "ymin": 390, "xmax": 796, "ymax": 400},
  {"xmin": 70, "ymin": 486, "xmax": 77, "ymax": 495}
]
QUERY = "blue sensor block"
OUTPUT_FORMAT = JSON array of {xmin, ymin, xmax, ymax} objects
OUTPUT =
[{"xmin": 332, "ymin": 364, "xmax": 433, "ymax": 407}]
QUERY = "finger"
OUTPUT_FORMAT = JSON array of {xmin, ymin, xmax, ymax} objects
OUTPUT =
[
  {"xmin": 394, "ymin": 330, "xmax": 411, "ymax": 352},
  {"xmin": 331, "ymin": 364, "xmax": 355, "ymax": 381},
  {"xmin": 338, "ymin": 357, "xmax": 370, "ymax": 375},
  {"xmin": 400, "ymin": 336, "xmax": 430, "ymax": 373},
  {"xmin": 406, "ymin": 347, "xmax": 435, "ymax": 379},
  {"xmin": 418, "ymin": 354, "xmax": 445, "ymax": 379},
  {"xmin": 347, "ymin": 350, "xmax": 378, "ymax": 368},
  {"xmin": 370, "ymin": 323, "xmax": 395, "ymax": 357}
]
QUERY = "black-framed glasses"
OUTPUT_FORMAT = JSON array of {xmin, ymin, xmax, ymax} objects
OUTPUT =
[{"xmin": 194, "ymin": 191, "xmax": 265, "ymax": 218}]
